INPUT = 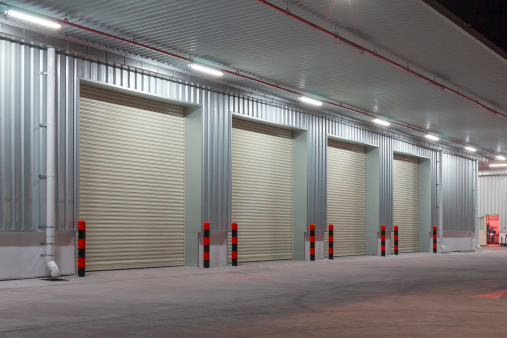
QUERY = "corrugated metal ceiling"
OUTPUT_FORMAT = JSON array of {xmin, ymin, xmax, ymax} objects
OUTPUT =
[{"xmin": 3, "ymin": 0, "xmax": 506, "ymax": 157}]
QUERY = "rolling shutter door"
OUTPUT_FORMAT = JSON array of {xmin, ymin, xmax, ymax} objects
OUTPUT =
[
  {"xmin": 230, "ymin": 118, "xmax": 293, "ymax": 262},
  {"xmin": 79, "ymin": 86, "xmax": 185, "ymax": 271},
  {"xmin": 327, "ymin": 139, "xmax": 367, "ymax": 256},
  {"xmin": 393, "ymin": 153, "xmax": 420, "ymax": 253}
]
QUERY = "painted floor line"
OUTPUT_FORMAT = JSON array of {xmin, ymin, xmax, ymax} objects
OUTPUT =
[{"xmin": 474, "ymin": 290, "xmax": 507, "ymax": 298}]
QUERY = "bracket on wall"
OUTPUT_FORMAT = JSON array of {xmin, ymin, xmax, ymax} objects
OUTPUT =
[
  {"xmin": 40, "ymin": 242, "xmax": 54, "ymax": 246},
  {"xmin": 40, "ymin": 254, "xmax": 54, "ymax": 257},
  {"xmin": 39, "ymin": 123, "xmax": 47, "ymax": 128},
  {"xmin": 38, "ymin": 175, "xmax": 47, "ymax": 179},
  {"xmin": 38, "ymin": 225, "xmax": 54, "ymax": 230},
  {"xmin": 40, "ymin": 71, "xmax": 47, "ymax": 75}
]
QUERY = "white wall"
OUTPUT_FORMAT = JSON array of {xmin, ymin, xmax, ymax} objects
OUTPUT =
[{"xmin": 0, "ymin": 232, "xmax": 75, "ymax": 280}]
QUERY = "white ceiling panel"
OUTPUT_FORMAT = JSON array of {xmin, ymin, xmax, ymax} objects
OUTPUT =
[{"xmin": 3, "ymin": 0, "xmax": 506, "ymax": 157}]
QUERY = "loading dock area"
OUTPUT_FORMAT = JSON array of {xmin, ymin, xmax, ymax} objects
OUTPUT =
[{"xmin": 1, "ymin": 248, "xmax": 506, "ymax": 337}]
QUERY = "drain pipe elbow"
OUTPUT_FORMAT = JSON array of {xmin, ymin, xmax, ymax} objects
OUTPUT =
[{"xmin": 46, "ymin": 260, "xmax": 60, "ymax": 277}]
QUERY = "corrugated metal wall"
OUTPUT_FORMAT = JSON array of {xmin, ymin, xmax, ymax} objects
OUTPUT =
[
  {"xmin": 0, "ymin": 38, "xmax": 479, "ymax": 235},
  {"xmin": 442, "ymin": 153, "xmax": 476, "ymax": 232},
  {"xmin": 0, "ymin": 40, "xmax": 47, "ymax": 231},
  {"xmin": 478, "ymin": 173, "xmax": 507, "ymax": 233}
]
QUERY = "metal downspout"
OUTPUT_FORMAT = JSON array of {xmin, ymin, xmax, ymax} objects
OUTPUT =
[{"xmin": 46, "ymin": 47, "xmax": 60, "ymax": 277}]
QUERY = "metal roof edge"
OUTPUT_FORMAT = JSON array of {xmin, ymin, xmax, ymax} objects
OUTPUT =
[{"xmin": 422, "ymin": 0, "xmax": 507, "ymax": 64}]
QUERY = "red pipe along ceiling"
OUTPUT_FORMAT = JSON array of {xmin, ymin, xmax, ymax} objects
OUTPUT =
[
  {"xmin": 0, "ymin": 2, "xmax": 497, "ymax": 156},
  {"xmin": 52, "ymin": 14, "xmax": 495, "ymax": 155},
  {"xmin": 255, "ymin": 0, "xmax": 507, "ymax": 121}
]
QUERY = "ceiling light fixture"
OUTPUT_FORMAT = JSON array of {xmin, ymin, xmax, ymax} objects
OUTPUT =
[
  {"xmin": 12, "ymin": 8, "xmax": 499, "ymax": 160},
  {"xmin": 298, "ymin": 96, "xmax": 323, "ymax": 106},
  {"xmin": 335, "ymin": 39, "xmax": 364, "ymax": 55},
  {"xmin": 465, "ymin": 146, "xmax": 477, "ymax": 152},
  {"xmin": 188, "ymin": 63, "xmax": 223, "ymax": 77},
  {"xmin": 6, "ymin": 10, "xmax": 62, "ymax": 29},
  {"xmin": 372, "ymin": 118, "xmax": 390, "ymax": 126},
  {"xmin": 489, "ymin": 163, "xmax": 507, "ymax": 168},
  {"xmin": 496, "ymin": 155, "xmax": 506, "ymax": 161},
  {"xmin": 425, "ymin": 80, "xmax": 445, "ymax": 92},
  {"xmin": 425, "ymin": 134, "xmax": 439, "ymax": 141}
]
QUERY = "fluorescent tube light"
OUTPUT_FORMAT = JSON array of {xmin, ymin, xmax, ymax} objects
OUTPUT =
[
  {"xmin": 496, "ymin": 155, "xmax": 506, "ymax": 161},
  {"xmin": 425, "ymin": 134, "xmax": 439, "ymax": 141},
  {"xmin": 372, "ymin": 118, "xmax": 390, "ymax": 126},
  {"xmin": 188, "ymin": 63, "xmax": 223, "ymax": 77},
  {"xmin": 298, "ymin": 96, "xmax": 323, "ymax": 106},
  {"xmin": 465, "ymin": 146, "xmax": 477, "ymax": 152},
  {"xmin": 489, "ymin": 163, "xmax": 507, "ymax": 168},
  {"xmin": 7, "ymin": 10, "xmax": 61, "ymax": 29}
]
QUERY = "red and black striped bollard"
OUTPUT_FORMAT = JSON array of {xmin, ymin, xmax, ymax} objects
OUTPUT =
[
  {"xmin": 433, "ymin": 226, "xmax": 437, "ymax": 253},
  {"xmin": 394, "ymin": 225, "xmax": 399, "ymax": 255},
  {"xmin": 381, "ymin": 225, "xmax": 386, "ymax": 257},
  {"xmin": 329, "ymin": 224, "xmax": 334, "ymax": 260},
  {"xmin": 310, "ymin": 224, "xmax": 315, "ymax": 261},
  {"xmin": 204, "ymin": 222, "xmax": 210, "ymax": 268},
  {"xmin": 231, "ymin": 222, "xmax": 238, "ymax": 266},
  {"xmin": 78, "ymin": 220, "xmax": 86, "ymax": 277}
]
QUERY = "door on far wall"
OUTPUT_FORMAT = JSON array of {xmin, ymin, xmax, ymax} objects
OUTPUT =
[
  {"xmin": 393, "ymin": 153, "xmax": 420, "ymax": 253},
  {"xmin": 478, "ymin": 216, "xmax": 487, "ymax": 246},
  {"xmin": 79, "ymin": 85, "xmax": 185, "ymax": 271},
  {"xmin": 230, "ymin": 118, "xmax": 293, "ymax": 263},
  {"xmin": 486, "ymin": 215, "xmax": 500, "ymax": 245}
]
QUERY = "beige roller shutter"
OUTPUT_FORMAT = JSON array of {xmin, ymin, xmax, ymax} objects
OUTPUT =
[
  {"xmin": 79, "ymin": 85, "xmax": 185, "ymax": 271},
  {"xmin": 230, "ymin": 118, "xmax": 293, "ymax": 262},
  {"xmin": 393, "ymin": 153, "xmax": 420, "ymax": 253},
  {"xmin": 327, "ymin": 139, "xmax": 367, "ymax": 256}
]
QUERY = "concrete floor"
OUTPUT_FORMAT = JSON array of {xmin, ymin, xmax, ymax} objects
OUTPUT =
[{"xmin": 1, "ymin": 247, "xmax": 507, "ymax": 337}]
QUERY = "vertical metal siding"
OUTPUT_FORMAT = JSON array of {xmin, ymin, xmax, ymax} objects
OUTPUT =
[
  {"xmin": 307, "ymin": 115, "xmax": 327, "ymax": 231},
  {"xmin": 478, "ymin": 173, "xmax": 507, "ymax": 233},
  {"xmin": 0, "ymin": 40, "xmax": 46, "ymax": 231},
  {"xmin": 442, "ymin": 153, "xmax": 475, "ymax": 232},
  {"xmin": 327, "ymin": 120, "xmax": 380, "ymax": 147},
  {"xmin": 202, "ymin": 90, "xmax": 231, "ymax": 231},
  {"xmin": 1, "ymin": 37, "xmax": 478, "ymax": 238},
  {"xmin": 379, "ymin": 137, "xmax": 394, "ymax": 230},
  {"xmin": 56, "ymin": 54, "xmax": 78, "ymax": 231}
]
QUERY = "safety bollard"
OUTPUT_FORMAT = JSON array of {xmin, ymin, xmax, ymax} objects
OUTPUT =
[
  {"xmin": 232, "ymin": 222, "xmax": 238, "ymax": 266},
  {"xmin": 381, "ymin": 225, "xmax": 386, "ymax": 257},
  {"xmin": 394, "ymin": 225, "xmax": 399, "ymax": 255},
  {"xmin": 433, "ymin": 226, "xmax": 437, "ymax": 253},
  {"xmin": 204, "ymin": 222, "xmax": 210, "ymax": 268},
  {"xmin": 310, "ymin": 224, "xmax": 315, "ymax": 261},
  {"xmin": 329, "ymin": 224, "xmax": 334, "ymax": 260},
  {"xmin": 78, "ymin": 220, "xmax": 86, "ymax": 277}
]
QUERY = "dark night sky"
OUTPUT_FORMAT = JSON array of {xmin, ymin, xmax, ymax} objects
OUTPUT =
[{"xmin": 436, "ymin": 0, "xmax": 507, "ymax": 52}]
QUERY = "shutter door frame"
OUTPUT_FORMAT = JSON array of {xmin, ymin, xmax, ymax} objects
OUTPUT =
[
  {"xmin": 79, "ymin": 85, "xmax": 186, "ymax": 271},
  {"xmin": 230, "ymin": 118, "xmax": 293, "ymax": 263},
  {"xmin": 326, "ymin": 139, "xmax": 367, "ymax": 257}
]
